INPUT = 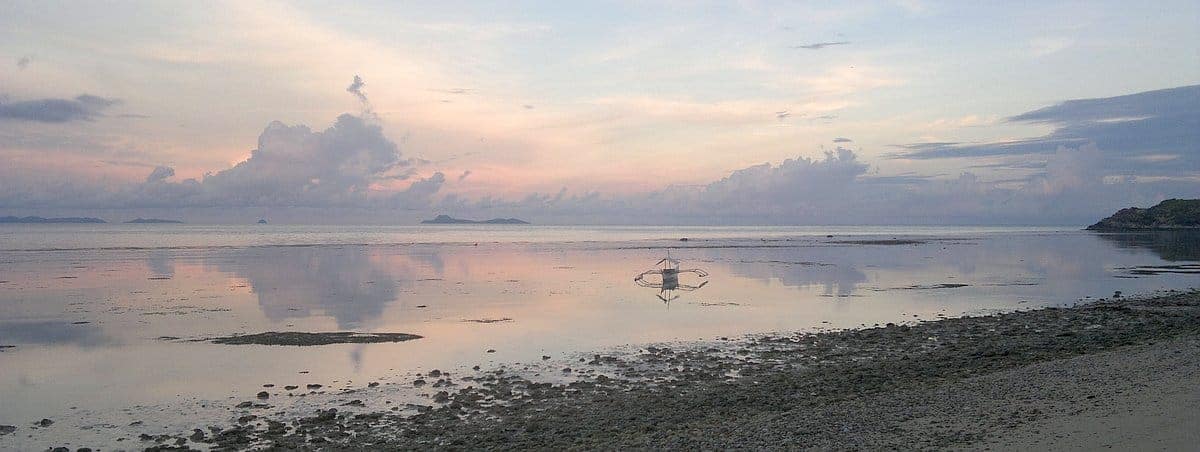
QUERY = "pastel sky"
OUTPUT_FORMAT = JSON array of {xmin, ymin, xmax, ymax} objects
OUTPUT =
[{"xmin": 1, "ymin": 1, "xmax": 1198, "ymax": 224}]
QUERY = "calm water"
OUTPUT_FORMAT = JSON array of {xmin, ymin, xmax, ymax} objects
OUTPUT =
[{"xmin": 0, "ymin": 225, "xmax": 1197, "ymax": 448}]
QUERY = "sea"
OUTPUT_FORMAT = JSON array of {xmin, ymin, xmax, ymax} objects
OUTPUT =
[{"xmin": 0, "ymin": 224, "xmax": 1197, "ymax": 448}]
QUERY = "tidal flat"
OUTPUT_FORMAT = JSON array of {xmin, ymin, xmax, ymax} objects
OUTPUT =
[
  {"xmin": 1, "ymin": 225, "xmax": 1198, "ymax": 450},
  {"xmin": 135, "ymin": 289, "xmax": 1200, "ymax": 450}
]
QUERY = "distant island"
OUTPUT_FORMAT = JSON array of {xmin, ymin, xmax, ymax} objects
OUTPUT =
[
  {"xmin": 421, "ymin": 214, "xmax": 530, "ymax": 225},
  {"xmin": 1087, "ymin": 199, "xmax": 1200, "ymax": 231},
  {"xmin": 0, "ymin": 216, "xmax": 106, "ymax": 224},
  {"xmin": 126, "ymin": 218, "xmax": 183, "ymax": 224}
]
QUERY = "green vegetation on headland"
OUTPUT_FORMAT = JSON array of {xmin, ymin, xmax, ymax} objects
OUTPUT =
[
  {"xmin": 0, "ymin": 216, "xmax": 105, "ymax": 224},
  {"xmin": 125, "ymin": 218, "xmax": 184, "ymax": 224},
  {"xmin": 1087, "ymin": 199, "xmax": 1200, "ymax": 231},
  {"xmin": 421, "ymin": 214, "xmax": 530, "ymax": 224}
]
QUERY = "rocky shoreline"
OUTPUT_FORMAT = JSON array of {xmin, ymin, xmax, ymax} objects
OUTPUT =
[{"xmin": 26, "ymin": 289, "xmax": 1200, "ymax": 450}]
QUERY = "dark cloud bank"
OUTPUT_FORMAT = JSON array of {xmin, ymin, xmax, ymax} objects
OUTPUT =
[
  {"xmin": 0, "ymin": 94, "xmax": 119, "ymax": 123},
  {"xmin": 895, "ymin": 85, "xmax": 1200, "ymax": 177},
  {"xmin": 1, "ymin": 85, "xmax": 1197, "ymax": 225}
]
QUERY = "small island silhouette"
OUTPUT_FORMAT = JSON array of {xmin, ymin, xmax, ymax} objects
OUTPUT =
[
  {"xmin": 421, "ymin": 214, "xmax": 529, "ymax": 225},
  {"xmin": 0, "ymin": 216, "xmax": 106, "ymax": 224}
]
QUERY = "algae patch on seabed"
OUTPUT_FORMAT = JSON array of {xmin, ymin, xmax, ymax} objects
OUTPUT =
[{"xmin": 208, "ymin": 331, "xmax": 422, "ymax": 346}]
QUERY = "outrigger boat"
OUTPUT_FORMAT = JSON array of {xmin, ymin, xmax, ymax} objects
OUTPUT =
[{"xmin": 633, "ymin": 251, "xmax": 709, "ymax": 302}]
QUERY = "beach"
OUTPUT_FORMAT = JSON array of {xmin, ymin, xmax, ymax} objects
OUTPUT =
[{"xmin": 109, "ymin": 289, "xmax": 1200, "ymax": 450}]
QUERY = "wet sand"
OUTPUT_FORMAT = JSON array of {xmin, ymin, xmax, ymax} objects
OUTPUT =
[{"xmin": 48, "ymin": 288, "xmax": 1193, "ymax": 450}]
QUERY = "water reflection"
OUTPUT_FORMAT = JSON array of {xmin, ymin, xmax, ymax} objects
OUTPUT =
[
  {"xmin": 146, "ymin": 250, "xmax": 175, "ymax": 278},
  {"xmin": 0, "ymin": 320, "xmax": 112, "ymax": 347},
  {"xmin": 1093, "ymin": 231, "xmax": 1200, "ymax": 261},
  {"xmin": 217, "ymin": 247, "xmax": 404, "ymax": 328}
]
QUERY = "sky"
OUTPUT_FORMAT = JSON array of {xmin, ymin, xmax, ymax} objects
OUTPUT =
[{"xmin": 1, "ymin": 0, "xmax": 1198, "ymax": 225}]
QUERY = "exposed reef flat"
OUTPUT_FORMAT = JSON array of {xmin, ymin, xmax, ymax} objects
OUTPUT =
[
  {"xmin": 120, "ymin": 289, "xmax": 1200, "ymax": 450},
  {"xmin": 206, "ymin": 331, "xmax": 423, "ymax": 346},
  {"xmin": 831, "ymin": 239, "xmax": 926, "ymax": 245},
  {"xmin": 125, "ymin": 218, "xmax": 184, "ymax": 224}
]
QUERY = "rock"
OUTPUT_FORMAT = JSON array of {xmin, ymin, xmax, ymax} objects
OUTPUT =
[
  {"xmin": 428, "ymin": 369, "xmax": 442, "ymax": 377},
  {"xmin": 368, "ymin": 382, "xmax": 380, "ymax": 387},
  {"xmin": 342, "ymin": 400, "xmax": 365, "ymax": 407},
  {"xmin": 0, "ymin": 425, "xmax": 15, "ymax": 435},
  {"xmin": 237, "ymin": 415, "xmax": 257, "ymax": 424},
  {"xmin": 542, "ymin": 355, "xmax": 551, "ymax": 360},
  {"xmin": 236, "ymin": 401, "xmax": 253, "ymax": 408},
  {"xmin": 306, "ymin": 384, "xmax": 322, "ymax": 390},
  {"xmin": 209, "ymin": 331, "xmax": 422, "ymax": 346},
  {"xmin": 284, "ymin": 385, "xmax": 298, "ymax": 390},
  {"xmin": 35, "ymin": 418, "xmax": 53, "ymax": 427},
  {"xmin": 315, "ymin": 408, "xmax": 337, "ymax": 422},
  {"xmin": 486, "ymin": 349, "xmax": 496, "ymax": 353},
  {"xmin": 189, "ymin": 429, "xmax": 205, "ymax": 441},
  {"xmin": 257, "ymin": 391, "xmax": 270, "ymax": 399},
  {"xmin": 412, "ymin": 379, "xmax": 427, "ymax": 387},
  {"xmin": 262, "ymin": 384, "xmax": 274, "ymax": 388}
]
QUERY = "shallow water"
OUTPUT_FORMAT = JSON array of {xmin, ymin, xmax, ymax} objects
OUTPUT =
[{"xmin": 0, "ymin": 225, "xmax": 1197, "ymax": 448}]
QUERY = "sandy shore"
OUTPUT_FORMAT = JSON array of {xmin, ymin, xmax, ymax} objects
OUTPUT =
[{"xmin": 20, "ymin": 289, "xmax": 1200, "ymax": 451}]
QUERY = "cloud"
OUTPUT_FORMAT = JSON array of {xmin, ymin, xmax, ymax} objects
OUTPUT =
[
  {"xmin": 0, "ymin": 94, "xmax": 119, "ymax": 123},
  {"xmin": 894, "ymin": 85, "xmax": 1200, "ymax": 177},
  {"xmin": 16, "ymin": 55, "xmax": 32, "ymax": 69},
  {"xmin": 145, "ymin": 166, "xmax": 174, "ymax": 183},
  {"xmin": 1028, "ymin": 37, "xmax": 1073, "ymax": 57},
  {"xmin": 185, "ymin": 113, "xmax": 413, "ymax": 206},
  {"xmin": 833, "ymin": 137, "xmax": 853, "ymax": 143},
  {"xmin": 0, "ymin": 110, "xmax": 443, "ymax": 212},
  {"xmin": 346, "ymin": 74, "xmax": 369, "ymax": 107},
  {"xmin": 458, "ymin": 170, "xmax": 472, "ymax": 181},
  {"xmin": 434, "ymin": 140, "xmax": 1198, "ymax": 226},
  {"xmin": 791, "ymin": 41, "xmax": 851, "ymax": 50}
]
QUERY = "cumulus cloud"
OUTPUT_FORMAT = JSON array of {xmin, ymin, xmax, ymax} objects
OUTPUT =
[
  {"xmin": 196, "ymin": 114, "xmax": 405, "ymax": 205},
  {"xmin": 432, "ymin": 141, "xmax": 1198, "ymax": 226},
  {"xmin": 0, "ymin": 94, "xmax": 119, "ymax": 123},
  {"xmin": 0, "ymin": 113, "xmax": 443, "ymax": 213}
]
